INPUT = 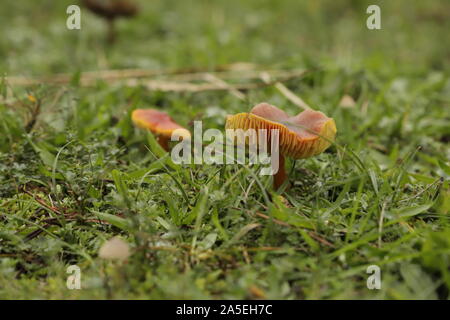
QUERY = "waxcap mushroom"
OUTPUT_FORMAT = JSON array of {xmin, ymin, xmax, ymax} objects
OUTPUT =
[
  {"xmin": 225, "ymin": 103, "xmax": 336, "ymax": 189},
  {"xmin": 226, "ymin": 103, "xmax": 336, "ymax": 159},
  {"xmin": 132, "ymin": 108, "xmax": 190, "ymax": 151}
]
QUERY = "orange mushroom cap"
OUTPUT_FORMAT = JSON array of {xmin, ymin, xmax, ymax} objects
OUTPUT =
[
  {"xmin": 225, "ymin": 103, "xmax": 336, "ymax": 159},
  {"xmin": 131, "ymin": 109, "xmax": 190, "ymax": 139}
]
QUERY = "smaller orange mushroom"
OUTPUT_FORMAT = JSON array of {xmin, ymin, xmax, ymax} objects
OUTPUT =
[
  {"xmin": 132, "ymin": 109, "xmax": 190, "ymax": 151},
  {"xmin": 225, "ymin": 103, "xmax": 337, "ymax": 190}
]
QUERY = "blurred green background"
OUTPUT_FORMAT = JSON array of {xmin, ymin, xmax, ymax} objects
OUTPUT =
[
  {"xmin": 1, "ymin": 0, "xmax": 449, "ymax": 74},
  {"xmin": 0, "ymin": 0, "xmax": 449, "ymax": 299}
]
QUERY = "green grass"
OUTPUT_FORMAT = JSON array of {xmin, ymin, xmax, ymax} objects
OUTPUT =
[{"xmin": 0, "ymin": 0, "xmax": 449, "ymax": 299}]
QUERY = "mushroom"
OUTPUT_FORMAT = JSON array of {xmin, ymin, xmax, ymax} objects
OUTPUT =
[
  {"xmin": 98, "ymin": 237, "xmax": 130, "ymax": 261},
  {"xmin": 81, "ymin": 0, "xmax": 138, "ymax": 43},
  {"xmin": 131, "ymin": 109, "xmax": 190, "ymax": 151},
  {"xmin": 225, "ymin": 103, "xmax": 337, "ymax": 190}
]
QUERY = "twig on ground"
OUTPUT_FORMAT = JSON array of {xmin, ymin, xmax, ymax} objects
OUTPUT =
[
  {"xmin": 6, "ymin": 67, "xmax": 309, "ymax": 92},
  {"xmin": 21, "ymin": 188, "xmax": 64, "ymax": 215}
]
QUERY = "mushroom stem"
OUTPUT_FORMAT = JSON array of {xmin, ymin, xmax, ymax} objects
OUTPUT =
[
  {"xmin": 273, "ymin": 154, "xmax": 287, "ymax": 190},
  {"xmin": 157, "ymin": 136, "xmax": 170, "ymax": 151},
  {"xmin": 107, "ymin": 18, "xmax": 116, "ymax": 44}
]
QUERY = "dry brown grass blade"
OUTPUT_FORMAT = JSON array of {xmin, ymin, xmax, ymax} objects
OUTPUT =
[
  {"xmin": 22, "ymin": 188, "xmax": 63, "ymax": 215},
  {"xmin": 274, "ymin": 82, "xmax": 312, "ymax": 110},
  {"xmin": 203, "ymin": 73, "xmax": 246, "ymax": 100},
  {"xmin": 124, "ymin": 78, "xmax": 301, "ymax": 93},
  {"xmin": 5, "ymin": 63, "xmax": 258, "ymax": 86},
  {"xmin": 6, "ymin": 67, "xmax": 309, "ymax": 92},
  {"xmin": 167, "ymin": 68, "xmax": 307, "ymax": 82},
  {"xmin": 260, "ymin": 71, "xmax": 312, "ymax": 110},
  {"xmin": 5, "ymin": 65, "xmax": 232, "ymax": 86}
]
